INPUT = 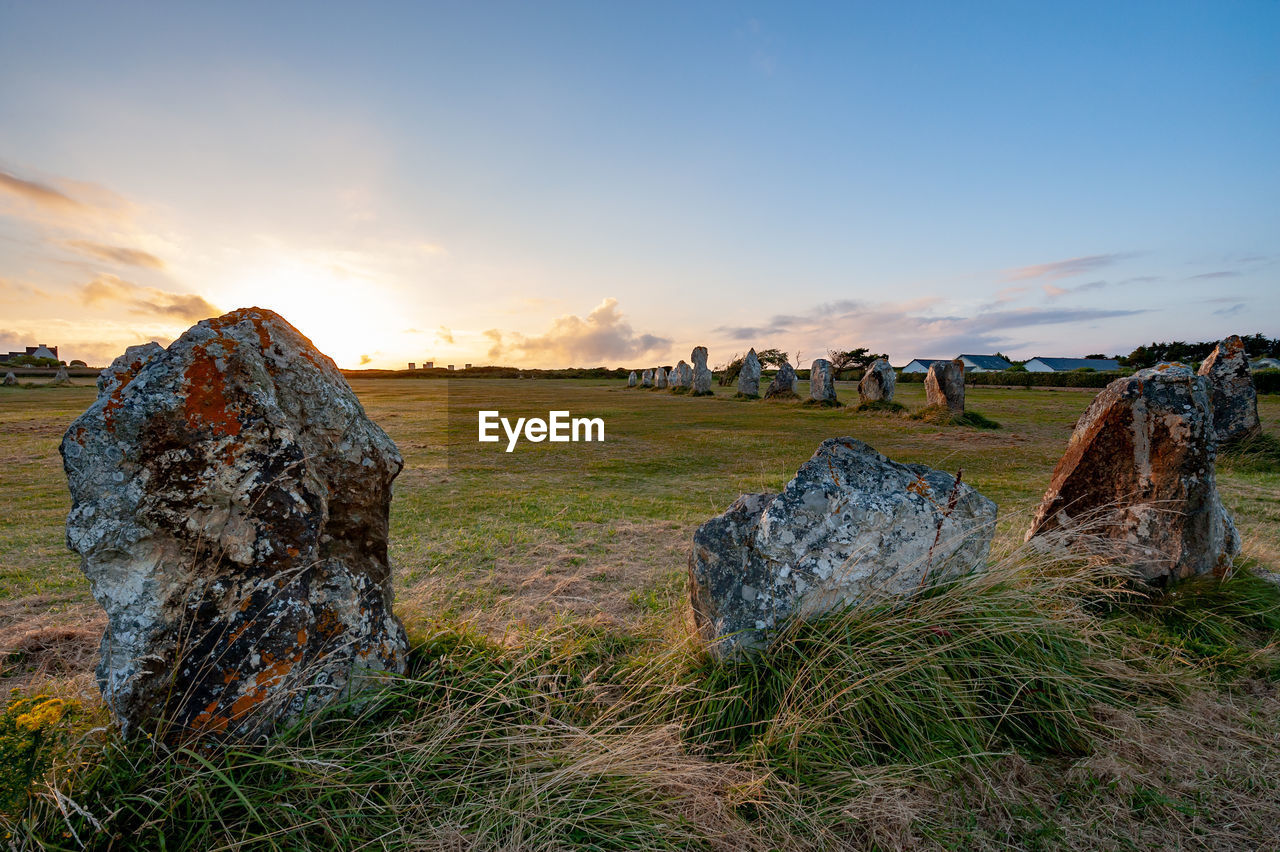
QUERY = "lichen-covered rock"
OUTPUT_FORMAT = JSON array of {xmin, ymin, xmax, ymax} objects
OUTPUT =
[
  {"xmin": 925, "ymin": 359, "xmax": 964, "ymax": 413},
  {"xmin": 737, "ymin": 349, "xmax": 761, "ymax": 397},
  {"xmin": 689, "ymin": 438, "xmax": 996, "ymax": 656},
  {"xmin": 627, "ymin": 370, "xmax": 637, "ymax": 388},
  {"xmin": 670, "ymin": 361, "xmax": 692, "ymax": 391},
  {"xmin": 61, "ymin": 308, "xmax": 409, "ymax": 740},
  {"xmin": 654, "ymin": 366, "xmax": 668, "ymax": 389},
  {"xmin": 641, "ymin": 369, "xmax": 654, "ymax": 388},
  {"xmin": 808, "ymin": 359, "xmax": 839, "ymax": 405},
  {"xmin": 858, "ymin": 359, "xmax": 896, "ymax": 403},
  {"xmin": 2, "ymin": 371, "xmax": 16, "ymax": 386},
  {"xmin": 764, "ymin": 363, "xmax": 799, "ymax": 399},
  {"xmin": 1026, "ymin": 364, "xmax": 1239, "ymax": 584},
  {"xmin": 1197, "ymin": 335, "xmax": 1260, "ymax": 444},
  {"xmin": 691, "ymin": 347, "xmax": 713, "ymax": 395}
]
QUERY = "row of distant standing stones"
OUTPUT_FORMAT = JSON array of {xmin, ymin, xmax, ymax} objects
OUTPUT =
[
  {"xmin": 627, "ymin": 347, "xmax": 956, "ymax": 411},
  {"xmin": 59, "ymin": 310, "xmax": 1262, "ymax": 743}
]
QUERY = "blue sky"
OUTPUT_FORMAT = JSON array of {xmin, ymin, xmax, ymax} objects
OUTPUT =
[{"xmin": 1, "ymin": 1, "xmax": 1276, "ymax": 367}]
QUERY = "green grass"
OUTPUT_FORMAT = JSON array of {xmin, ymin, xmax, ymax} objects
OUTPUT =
[
  {"xmin": 3, "ymin": 378, "xmax": 1280, "ymax": 848},
  {"xmin": 909, "ymin": 404, "xmax": 1002, "ymax": 429},
  {"xmin": 1219, "ymin": 431, "xmax": 1280, "ymax": 474},
  {"xmin": 854, "ymin": 399, "xmax": 907, "ymax": 414}
]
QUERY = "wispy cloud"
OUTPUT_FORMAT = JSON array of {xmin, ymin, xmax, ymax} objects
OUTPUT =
[
  {"xmin": 0, "ymin": 170, "xmax": 83, "ymax": 213},
  {"xmin": 79, "ymin": 274, "xmax": 218, "ymax": 322},
  {"xmin": 492, "ymin": 298, "xmax": 670, "ymax": 366},
  {"xmin": 1188, "ymin": 270, "xmax": 1239, "ymax": 280},
  {"xmin": 1004, "ymin": 253, "xmax": 1138, "ymax": 281},
  {"xmin": 64, "ymin": 240, "xmax": 165, "ymax": 269},
  {"xmin": 436, "ymin": 326, "xmax": 455, "ymax": 344},
  {"xmin": 1043, "ymin": 280, "xmax": 1107, "ymax": 300},
  {"xmin": 1213, "ymin": 303, "xmax": 1245, "ymax": 316}
]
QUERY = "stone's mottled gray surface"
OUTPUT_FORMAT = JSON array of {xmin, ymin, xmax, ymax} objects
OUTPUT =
[
  {"xmin": 2, "ymin": 371, "xmax": 16, "ymax": 386},
  {"xmin": 641, "ymin": 369, "xmax": 654, "ymax": 388},
  {"xmin": 691, "ymin": 347, "xmax": 712, "ymax": 395},
  {"xmin": 925, "ymin": 359, "xmax": 964, "ymax": 413},
  {"xmin": 61, "ymin": 307, "xmax": 409, "ymax": 740},
  {"xmin": 689, "ymin": 438, "xmax": 997, "ymax": 656},
  {"xmin": 50, "ymin": 365, "xmax": 71, "ymax": 386},
  {"xmin": 654, "ymin": 366, "xmax": 668, "ymax": 389},
  {"xmin": 808, "ymin": 359, "xmax": 838, "ymax": 404},
  {"xmin": 627, "ymin": 370, "xmax": 638, "ymax": 388},
  {"xmin": 737, "ymin": 349, "xmax": 761, "ymax": 397},
  {"xmin": 858, "ymin": 359, "xmax": 896, "ymax": 403},
  {"xmin": 671, "ymin": 361, "xmax": 692, "ymax": 390},
  {"xmin": 764, "ymin": 363, "xmax": 799, "ymax": 399},
  {"xmin": 1197, "ymin": 335, "xmax": 1260, "ymax": 444},
  {"xmin": 1026, "ymin": 365, "xmax": 1240, "ymax": 584}
]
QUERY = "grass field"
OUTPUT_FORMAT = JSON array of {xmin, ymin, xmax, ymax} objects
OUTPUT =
[{"xmin": 2, "ymin": 376, "xmax": 1280, "ymax": 849}]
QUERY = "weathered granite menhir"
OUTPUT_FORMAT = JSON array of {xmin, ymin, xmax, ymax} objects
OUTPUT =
[
  {"xmin": 925, "ymin": 359, "xmax": 964, "ymax": 413},
  {"xmin": 61, "ymin": 307, "xmax": 409, "ymax": 740},
  {"xmin": 2, "ymin": 371, "xmax": 16, "ymax": 386},
  {"xmin": 807, "ymin": 358, "xmax": 839, "ymax": 405},
  {"xmin": 627, "ymin": 370, "xmax": 638, "ymax": 388},
  {"xmin": 691, "ymin": 346, "xmax": 713, "ymax": 395},
  {"xmin": 689, "ymin": 438, "xmax": 997, "ymax": 656},
  {"xmin": 654, "ymin": 366, "xmax": 668, "ymax": 389},
  {"xmin": 737, "ymin": 349, "xmax": 762, "ymax": 397},
  {"xmin": 1197, "ymin": 334, "xmax": 1260, "ymax": 445},
  {"xmin": 764, "ymin": 362, "xmax": 799, "ymax": 400},
  {"xmin": 641, "ymin": 369, "xmax": 654, "ymax": 388},
  {"xmin": 858, "ymin": 359, "xmax": 896, "ymax": 403},
  {"xmin": 1026, "ymin": 364, "xmax": 1239, "ymax": 584}
]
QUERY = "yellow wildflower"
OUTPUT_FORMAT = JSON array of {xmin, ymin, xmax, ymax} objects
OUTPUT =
[{"xmin": 14, "ymin": 698, "xmax": 65, "ymax": 732}]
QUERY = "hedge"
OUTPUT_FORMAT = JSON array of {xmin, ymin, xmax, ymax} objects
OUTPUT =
[{"xmin": 898, "ymin": 370, "xmax": 1128, "ymax": 388}]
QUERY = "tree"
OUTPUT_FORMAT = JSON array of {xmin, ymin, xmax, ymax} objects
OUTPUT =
[
  {"xmin": 754, "ymin": 348, "xmax": 791, "ymax": 369},
  {"xmin": 828, "ymin": 347, "xmax": 888, "ymax": 371}
]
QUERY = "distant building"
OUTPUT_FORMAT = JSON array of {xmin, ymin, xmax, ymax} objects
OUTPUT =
[
  {"xmin": 1025, "ymin": 357, "xmax": 1121, "ymax": 372},
  {"xmin": 464, "ymin": 363, "xmax": 472, "ymax": 369},
  {"xmin": 408, "ymin": 363, "xmax": 416, "ymax": 370},
  {"xmin": 3, "ymin": 344, "xmax": 58, "ymax": 361},
  {"xmin": 901, "ymin": 358, "xmax": 945, "ymax": 374},
  {"xmin": 424, "ymin": 361, "xmax": 434, "ymax": 368},
  {"xmin": 957, "ymin": 354, "xmax": 1014, "ymax": 373},
  {"xmin": 447, "ymin": 365, "xmax": 455, "ymax": 371},
  {"xmin": 1252, "ymin": 357, "xmax": 1280, "ymax": 371}
]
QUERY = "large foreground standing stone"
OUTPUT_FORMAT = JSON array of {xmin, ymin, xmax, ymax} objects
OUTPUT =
[
  {"xmin": 808, "ymin": 359, "xmax": 839, "ymax": 405},
  {"xmin": 61, "ymin": 308, "xmax": 409, "ymax": 739},
  {"xmin": 691, "ymin": 347, "xmax": 713, "ymax": 395},
  {"xmin": 654, "ymin": 366, "xmax": 668, "ymax": 389},
  {"xmin": 627, "ymin": 370, "xmax": 637, "ymax": 388},
  {"xmin": 764, "ymin": 363, "xmax": 799, "ymax": 399},
  {"xmin": 1026, "ymin": 364, "xmax": 1239, "ymax": 584},
  {"xmin": 858, "ymin": 359, "xmax": 896, "ymax": 403},
  {"xmin": 925, "ymin": 359, "xmax": 964, "ymax": 413},
  {"xmin": 1198, "ymin": 335, "xmax": 1260, "ymax": 444},
  {"xmin": 737, "ymin": 349, "xmax": 761, "ymax": 397},
  {"xmin": 689, "ymin": 438, "xmax": 997, "ymax": 656}
]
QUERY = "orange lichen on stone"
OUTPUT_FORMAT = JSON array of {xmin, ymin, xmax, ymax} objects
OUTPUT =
[{"xmin": 182, "ymin": 343, "xmax": 242, "ymax": 438}]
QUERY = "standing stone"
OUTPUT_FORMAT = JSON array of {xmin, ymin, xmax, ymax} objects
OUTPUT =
[
  {"xmin": 858, "ymin": 359, "xmax": 896, "ymax": 403},
  {"xmin": 670, "ymin": 361, "xmax": 692, "ymax": 391},
  {"xmin": 764, "ymin": 363, "xmax": 799, "ymax": 400},
  {"xmin": 61, "ymin": 308, "xmax": 409, "ymax": 740},
  {"xmin": 691, "ymin": 347, "xmax": 713, "ymax": 396},
  {"xmin": 641, "ymin": 369, "xmax": 654, "ymax": 388},
  {"xmin": 737, "ymin": 349, "xmax": 762, "ymax": 397},
  {"xmin": 1026, "ymin": 365, "xmax": 1239, "ymax": 584},
  {"xmin": 654, "ymin": 366, "xmax": 668, "ymax": 389},
  {"xmin": 50, "ymin": 365, "xmax": 71, "ymax": 386},
  {"xmin": 689, "ymin": 438, "xmax": 996, "ymax": 657},
  {"xmin": 808, "ymin": 359, "xmax": 839, "ymax": 405},
  {"xmin": 2, "ymin": 372, "xmax": 16, "ymax": 386},
  {"xmin": 1197, "ymin": 335, "xmax": 1260, "ymax": 444},
  {"xmin": 925, "ymin": 359, "xmax": 965, "ymax": 414},
  {"xmin": 627, "ymin": 370, "xmax": 638, "ymax": 388}
]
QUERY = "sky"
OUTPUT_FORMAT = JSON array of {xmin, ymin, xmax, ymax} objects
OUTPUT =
[{"xmin": 1, "ymin": 1, "xmax": 1277, "ymax": 369}]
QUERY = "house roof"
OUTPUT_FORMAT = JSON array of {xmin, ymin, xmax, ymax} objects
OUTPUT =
[
  {"xmin": 905, "ymin": 358, "xmax": 945, "ymax": 366},
  {"xmin": 958, "ymin": 354, "xmax": 1013, "ymax": 370},
  {"xmin": 1028, "ymin": 357, "xmax": 1121, "ymax": 371}
]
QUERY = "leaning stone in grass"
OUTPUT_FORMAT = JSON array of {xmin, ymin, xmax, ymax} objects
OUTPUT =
[
  {"xmin": 737, "ymin": 349, "xmax": 761, "ymax": 397},
  {"xmin": 61, "ymin": 308, "xmax": 409, "ymax": 740},
  {"xmin": 2, "ymin": 371, "xmax": 16, "ymax": 386},
  {"xmin": 764, "ymin": 363, "xmax": 799, "ymax": 400},
  {"xmin": 925, "ymin": 359, "xmax": 964, "ymax": 413},
  {"xmin": 858, "ymin": 359, "xmax": 896, "ymax": 403},
  {"xmin": 627, "ymin": 370, "xmax": 637, "ymax": 388},
  {"xmin": 1197, "ymin": 335, "xmax": 1260, "ymax": 444},
  {"xmin": 689, "ymin": 437, "xmax": 997, "ymax": 657},
  {"xmin": 50, "ymin": 365, "xmax": 71, "ymax": 387},
  {"xmin": 1025, "ymin": 364, "xmax": 1240, "ymax": 584}
]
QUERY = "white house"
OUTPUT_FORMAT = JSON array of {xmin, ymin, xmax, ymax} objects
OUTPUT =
[
  {"xmin": 901, "ymin": 358, "xmax": 945, "ymax": 374},
  {"xmin": 1025, "ymin": 357, "xmax": 1121, "ymax": 372},
  {"xmin": 957, "ymin": 354, "xmax": 1014, "ymax": 373},
  {"xmin": 1252, "ymin": 357, "xmax": 1280, "ymax": 371}
]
